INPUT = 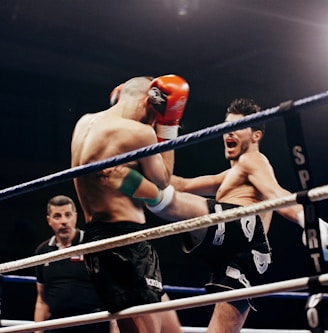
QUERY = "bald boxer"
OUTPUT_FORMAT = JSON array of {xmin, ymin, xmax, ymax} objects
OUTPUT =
[
  {"xmin": 108, "ymin": 98, "xmax": 328, "ymax": 333},
  {"xmin": 71, "ymin": 75, "xmax": 189, "ymax": 333}
]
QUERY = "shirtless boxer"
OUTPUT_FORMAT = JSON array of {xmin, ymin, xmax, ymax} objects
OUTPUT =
[
  {"xmin": 71, "ymin": 75, "xmax": 189, "ymax": 333},
  {"xmin": 109, "ymin": 98, "xmax": 328, "ymax": 333}
]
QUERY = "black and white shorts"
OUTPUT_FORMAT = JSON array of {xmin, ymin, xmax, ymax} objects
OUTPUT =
[
  {"xmin": 182, "ymin": 200, "xmax": 272, "ymax": 310},
  {"xmin": 83, "ymin": 221, "xmax": 163, "ymax": 313}
]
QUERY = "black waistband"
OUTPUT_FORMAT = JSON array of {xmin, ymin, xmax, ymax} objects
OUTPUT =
[
  {"xmin": 206, "ymin": 199, "xmax": 240, "ymax": 213},
  {"xmin": 83, "ymin": 221, "xmax": 146, "ymax": 242}
]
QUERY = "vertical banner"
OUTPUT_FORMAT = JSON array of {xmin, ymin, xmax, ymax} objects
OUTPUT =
[{"xmin": 282, "ymin": 101, "xmax": 325, "ymax": 332}]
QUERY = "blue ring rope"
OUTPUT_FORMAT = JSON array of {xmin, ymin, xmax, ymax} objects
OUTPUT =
[
  {"xmin": 1, "ymin": 91, "xmax": 328, "ymax": 201},
  {"xmin": 2, "ymin": 274, "xmax": 328, "ymax": 300}
]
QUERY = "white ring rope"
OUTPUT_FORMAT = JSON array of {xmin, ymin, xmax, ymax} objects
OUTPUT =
[
  {"xmin": 1, "ymin": 274, "xmax": 328, "ymax": 333},
  {"xmin": 0, "ymin": 183, "xmax": 328, "ymax": 274},
  {"xmin": 0, "ymin": 322, "xmax": 318, "ymax": 333},
  {"xmin": 0, "ymin": 323, "xmax": 314, "ymax": 333},
  {"xmin": 1, "ymin": 323, "xmax": 313, "ymax": 333}
]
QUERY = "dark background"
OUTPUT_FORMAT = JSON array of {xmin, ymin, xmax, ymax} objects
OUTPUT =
[{"xmin": 1, "ymin": 0, "xmax": 328, "ymax": 329}]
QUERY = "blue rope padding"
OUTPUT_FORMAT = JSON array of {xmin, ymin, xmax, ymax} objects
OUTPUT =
[
  {"xmin": 1, "ymin": 274, "xmax": 328, "ymax": 300},
  {"xmin": 163, "ymin": 285, "xmax": 206, "ymax": 295},
  {"xmin": 1, "ymin": 275, "xmax": 36, "ymax": 284},
  {"xmin": 1, "ymin": 91, "xmax": 328, "ymax": 201}
]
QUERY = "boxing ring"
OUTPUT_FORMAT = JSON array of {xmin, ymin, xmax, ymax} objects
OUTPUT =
[{"xmin": 1, "ymin": 91, "xmax": 328, "ymax": 332}]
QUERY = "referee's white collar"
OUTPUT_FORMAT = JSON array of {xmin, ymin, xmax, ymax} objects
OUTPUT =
[{"xmin": 47, "ymin": 229, "xmax": 84, "ymax": 247}]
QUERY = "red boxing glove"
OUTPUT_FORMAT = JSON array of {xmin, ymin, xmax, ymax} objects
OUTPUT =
[{"xmin": 148, "ymin": 74, "xmax": 189, "ymax": 141}]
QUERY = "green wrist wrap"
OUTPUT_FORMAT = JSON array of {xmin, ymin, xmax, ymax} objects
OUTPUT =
[
  {"xmin": 118, "ymin": 168, "xmax": 162, "ymax": 205},
  {"xmin": 142, "ymin": 190, "xmax": 162, "ymax": 206},
  {"xmin": 118, "ymin": 168, "xmax": 144, "ymax": 197}
]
